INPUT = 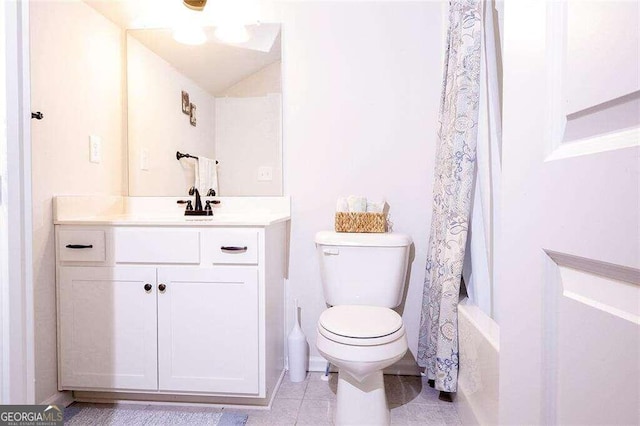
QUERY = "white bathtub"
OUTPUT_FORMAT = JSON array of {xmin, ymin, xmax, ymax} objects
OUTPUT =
[{"xmin": 455, "ymin": 298, "xmax": 500, "ymax": 425}]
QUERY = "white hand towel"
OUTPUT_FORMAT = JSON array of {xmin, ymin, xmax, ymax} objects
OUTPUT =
[
  {"xmin": 195, "ymin": 156, "xmax": 219, "ymax": 196},
  {"xmin": 366, "ymin": 201, "xmax": 385, "ymax": 213},
  {"xmin": 336, "ymin": 197, "xmax": 349, "ymax": 212},
  {"xmin": 347, "ymin": 196, "xmax": 367, "ymax": 213}
]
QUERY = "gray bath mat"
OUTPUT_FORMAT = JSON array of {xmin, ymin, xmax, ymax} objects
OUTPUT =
[{"xmin": 64, "ymin": 404, "xmax": 248, "ymax": 425}]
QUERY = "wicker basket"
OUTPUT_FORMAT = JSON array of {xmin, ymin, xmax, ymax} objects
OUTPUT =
[{"xmin": 335, "ymin": 212, "xmax": 386, "ymax": 233}]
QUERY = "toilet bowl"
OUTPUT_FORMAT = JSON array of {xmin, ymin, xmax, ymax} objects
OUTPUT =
[{"xmin": 316, "ymin": 305, "xmax": 408, "ymax": 425}]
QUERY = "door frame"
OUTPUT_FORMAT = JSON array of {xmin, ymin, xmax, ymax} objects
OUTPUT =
[{"xmin": 1, "ymin": 0, "xmax": 35, "ymax": 404}]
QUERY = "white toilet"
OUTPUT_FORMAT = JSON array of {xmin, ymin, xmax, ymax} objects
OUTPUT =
[{"xmin": 314, "ymin": 231, "xmax": 412, "ymax": 426}]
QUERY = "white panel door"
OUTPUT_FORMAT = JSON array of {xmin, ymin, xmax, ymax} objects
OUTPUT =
[
  {"xmin": 157, "ymin": 267, "xmax": 260, "ymax": 394},
  {"xmin": 500, "ymin": 1, "xmax": 639, "ymax": 425},
  {"xmin": 58, "ymin": 267, "xmax": 158, "ymax": 390}
]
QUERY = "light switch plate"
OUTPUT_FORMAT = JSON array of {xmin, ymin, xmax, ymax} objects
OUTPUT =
[
  {"xmin": 89, "ymin": 135, "xmax": 101, "ymax": 163},
  {"xmin": 258, "ymin": 166, "xmax": 273, "ymax": 182}
]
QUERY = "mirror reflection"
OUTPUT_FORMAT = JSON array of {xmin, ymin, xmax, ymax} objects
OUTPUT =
[{"xmin": 126, "ymin": 24, "xmax": 282, "ymax": 196}]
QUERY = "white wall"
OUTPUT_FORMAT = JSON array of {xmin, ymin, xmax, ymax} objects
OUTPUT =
[
  {"xmin": 220, "ymin": 61, "xmax": 281, "ymax": 98},
  {"xmin": 127, "ymin": 36, "xmax": 216, "ymax": 196},
  {"xmin": 30, "ymin": 0, "xmax": 125, "ymax": 403},
  {"xmin": 277, "ymin": 1, "xmax": 444, "ymax": 368}
]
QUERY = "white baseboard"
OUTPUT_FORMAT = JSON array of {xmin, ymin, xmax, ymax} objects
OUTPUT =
[
  {"xmin": 41, "ymin": 391, "xmax": 74, "ymax": 407},
  {"xmin": 307, "ymin": 356, "xmax": 422, "ymax": 376},
  {"xmin": 308, "ymin": 356, "xmax": 335, "ymax": 373}
]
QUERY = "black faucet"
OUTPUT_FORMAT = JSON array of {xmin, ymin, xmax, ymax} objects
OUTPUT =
[
  {"xmin": 184, "ymin": 187, "xmax": 211, "ymax": 216},
  {"xmin": 190, "ymin": 187, "xmax": 203, "ymax": 211}
]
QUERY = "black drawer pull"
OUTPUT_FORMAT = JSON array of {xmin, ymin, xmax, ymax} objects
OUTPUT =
[
  {"xmin": 221, "ymin": 246, "xmax": 248, "ymax": 253},
  {"xmin": 66, "ymin": 244, "xmax": 93, "ymax": 249}
]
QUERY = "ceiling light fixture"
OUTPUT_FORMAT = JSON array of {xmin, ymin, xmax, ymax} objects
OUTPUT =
[
  {"xmin": 173, "ymin": 25, "xmax": 207, "ymax": 45},
  {"xmin": 173, "ymin": 0, "xmax": 207, "ymax": 45}
]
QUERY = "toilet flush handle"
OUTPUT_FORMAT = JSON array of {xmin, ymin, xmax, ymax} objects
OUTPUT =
[{"xmin": 323, "ymin": 248, "xmax": 339, "ymax": 256}]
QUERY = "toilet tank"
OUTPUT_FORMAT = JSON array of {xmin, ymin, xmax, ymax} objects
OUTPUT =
[{"xmin": 315, "ymin": 231, "xmax": 412, "ymax": 308}]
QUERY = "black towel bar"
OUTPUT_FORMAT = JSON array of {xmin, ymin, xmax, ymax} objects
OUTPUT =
[{"xmin": 176, "ymin": 151, "xmax": 218, "ymax": 164}]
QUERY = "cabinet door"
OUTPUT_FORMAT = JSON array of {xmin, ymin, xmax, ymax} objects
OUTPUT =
[
  {"xmin": 157, "ymin": 267, "xmax": 260, "ymax": 394},
  {"xmin": 58, "ymin": 267, "xmax": 158, "ymax": 391}
]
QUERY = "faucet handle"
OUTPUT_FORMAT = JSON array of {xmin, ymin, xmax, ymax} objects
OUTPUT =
[{"xmin": 185, "ymin": 200, "xmax": 193, "ymax": 211}]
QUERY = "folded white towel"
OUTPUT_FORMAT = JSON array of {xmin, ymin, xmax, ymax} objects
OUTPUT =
[
  {"xmin": 347, "ymin": 196, "xmax": 367, "ymax": 213},
  {"xmin": 336, "ymin": 197, "xmax": 349, "ymax": 213},
  {"xmin": 195, "ymin": 156, "xmax": 219, "ymax": 196},
  {"xmin": 366, "ymin": 201, "xmax": 384, "ymax": 213}
]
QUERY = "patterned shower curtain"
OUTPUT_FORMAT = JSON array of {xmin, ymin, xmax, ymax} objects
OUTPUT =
[{"xmin": 417, "ymin": 0, "xmax": 483, "ymax": 393}]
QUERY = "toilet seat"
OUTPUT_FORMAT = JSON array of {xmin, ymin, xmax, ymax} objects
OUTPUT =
[{"xmin": 318, "ymin": 305, "xmax": 405, "ymax": 346}]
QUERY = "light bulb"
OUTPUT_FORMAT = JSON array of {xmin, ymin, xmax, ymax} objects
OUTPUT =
[{"xmin": 173, "ymin": 25, "xmax": 207, "ymax": 45}]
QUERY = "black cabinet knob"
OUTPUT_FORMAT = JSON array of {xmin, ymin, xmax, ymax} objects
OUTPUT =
[
  {"xmin": 144, "ymin": 283, "xmax": 152, "ymax": 292},
  {"xmin": 158, "ymin": 283, "xmax": 167, "ymax": 293}
]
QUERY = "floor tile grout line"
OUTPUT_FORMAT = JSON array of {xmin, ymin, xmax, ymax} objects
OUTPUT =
[{"xmin": 291, "ymin": 397, "xmax": 304, "ymax": 426}]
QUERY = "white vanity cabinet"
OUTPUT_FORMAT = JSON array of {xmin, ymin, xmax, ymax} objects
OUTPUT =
[
  {"xmin": 55, "ymin": 222, "xmax": 287, "ymax": 404},
  {"xmin": 58, "ymin": 266, "xmax": 158, "ymax": 391},
  {"xmin": 156, "ymin": 267, "xmax": 259, "ymax": 394}
]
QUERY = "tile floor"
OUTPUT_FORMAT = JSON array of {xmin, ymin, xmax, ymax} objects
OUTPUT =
[
  {"xmin": 68, "ymin": 372, "xmax": 462, "ymax": 425},
  {"xmin": 227, "ymin": 372, "xmax": 462, "ymax": 425}
]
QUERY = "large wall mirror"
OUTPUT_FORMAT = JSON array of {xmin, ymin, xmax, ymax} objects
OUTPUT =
[{"xmin": 126, "ymin": 24, "xmax": 282, "ymax": 196}]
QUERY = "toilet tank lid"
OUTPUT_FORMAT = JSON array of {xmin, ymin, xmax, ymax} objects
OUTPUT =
[{"xmin": 315, "ymin": 231, "xmax": 412, "ymax": 247}]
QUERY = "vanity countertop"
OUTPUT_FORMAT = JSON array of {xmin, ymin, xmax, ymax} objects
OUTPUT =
[
  {"xmin": 53, "ymin": 196, "xmax": 291, "ymax": 227},
  {"xmin": 54, "ymin": 213, "xmax": 290, "ymax": 226}
]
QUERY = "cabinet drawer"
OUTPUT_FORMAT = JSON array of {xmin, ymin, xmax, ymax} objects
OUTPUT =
[
  {"xmin": 114, "ymin": 229, "xmax": 200, "ymax": 264},
  {"xmin": 58, "ymin": 230, "xmax": 106, "ymax": 262},
  {"xmin": 207, "ymin": 229, "xmax": 259, "ymax": 264}
]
